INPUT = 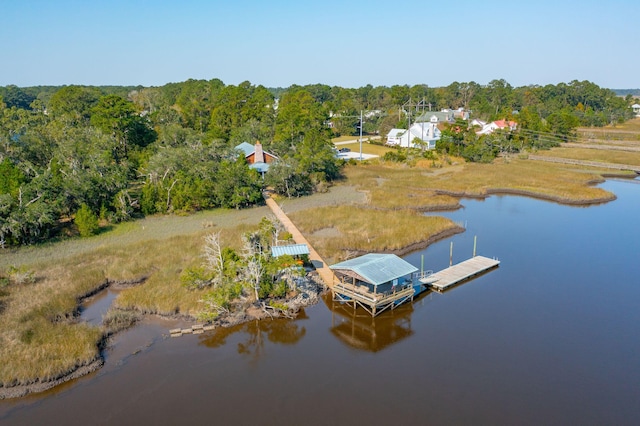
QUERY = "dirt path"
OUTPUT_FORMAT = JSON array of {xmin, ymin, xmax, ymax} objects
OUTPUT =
[{"xmin": 263, "ymin": 192, "xmax": 336, "ymax": 289}]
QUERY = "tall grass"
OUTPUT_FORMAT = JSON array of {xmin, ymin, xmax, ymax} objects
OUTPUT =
[
  {"xmin": 0, "ymin": 142, "xmax": 632, "ymax": 389},
  {"xmin": 0, "ymin": 207, "xmax": 268, "ymax": 389},
  {"xmin": 533, "ymin": 147, "xmax": 640, "ymax": 166},
  {"xmin": 290, "ymin": 205, "xmax": 460, "ymax": 262},
  {"xmin": 345, "ymin": 158, "xmax": 616, "ymax": 205}
]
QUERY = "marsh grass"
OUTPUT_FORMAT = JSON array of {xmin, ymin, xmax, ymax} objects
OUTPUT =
[
  {"xmin": 0, "ymin": 207, "xmax": 268, "ymax": 388},
  {"xmin": 102, "ymin": 308, "xmax": 141, "ymax": 334},
  {"xmin": 345, "ymin": 164, "xmax": 461, "ymax": 210},
  {"xmin": 290, "ymin": 205, "xmax": 460, "ymax": 263},
  {"xmin": 533, "ymin": 146, "xmax": 640, "ymax": 166},
  {"xmin": 346, "ymin": 157, "xmax": 616, "ymax": 205},
  {"xmin": 578, "ymin": 118, "xmax": 640, "ymax": 141},
  {"xmin": 285, "ymin": 154, "xmax": 623, "ymax": 262},
  {"xmin": 0, "ymin": 140, "xmax": 633, "ymax": 390},
  {"xmin": 403, "ymin": 158, "xmax": 616, "ymax": 202}
]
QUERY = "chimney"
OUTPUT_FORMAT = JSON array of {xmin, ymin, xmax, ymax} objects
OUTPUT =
[{"xmin": 254, "ymin": 141, "xmax": 265, "ymax": 163}]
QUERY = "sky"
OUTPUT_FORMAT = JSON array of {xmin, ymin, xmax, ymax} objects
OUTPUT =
[{"xmin": 1, "ymin": 0, "xmax": 638, "ymax": 89}]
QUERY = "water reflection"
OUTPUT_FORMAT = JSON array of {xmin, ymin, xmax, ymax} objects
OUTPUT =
[
  {"xmin": 325, "ymin": 292, "xmax": 426, "ymax": 352},
  {"xmin": 198, "ymin": 314, "xmax": 307, "ymax": 362},
  {"xmin": 79, "ymin": 288, "xmax": 119, "ymax": 326}
]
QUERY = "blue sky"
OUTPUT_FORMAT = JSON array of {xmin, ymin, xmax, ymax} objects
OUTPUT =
[{"xmin": 1, "ymin": 0, "xmax": 638, "ymax": 89}]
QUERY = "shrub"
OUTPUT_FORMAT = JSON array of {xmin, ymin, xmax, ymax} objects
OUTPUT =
[
  {"xmin": 75, "ymin": 204, "xmax": 99, "ymax": 237},
  {"xmin": 102, "ymin": 308, "xmax": 140, "ymax": 334},
  {"xmin": 180, "ymin": 266, "xmax": 213, "ymax": 290},
  {"xmin": 198, "ymin": 282, "xmax": 244, "ymax": 321},
  {"xmin": 7, "ymin": 266, "xmax": 36, "ymax": 285}
]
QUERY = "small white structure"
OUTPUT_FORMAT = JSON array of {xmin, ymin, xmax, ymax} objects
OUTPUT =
[
  {"xmin": 386, "ymin": 120, "xmax": 441, "ymax": 149},
  {"xmin": 471, "ymin": 119, "xmax": 487, "ymax": 128},
  {"xmin": 476, "ymin": 120, "xmax": 518, "ymax": 135},
  {"xmin": 632, "ymin": 103, "xmax": 640, "ymax": 117}
]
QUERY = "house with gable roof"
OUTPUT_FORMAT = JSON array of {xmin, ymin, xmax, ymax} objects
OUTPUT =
[
  {"xmin": 386, "ymin": 115, "xmax": 441, "ymax": 149},
  {"xmin": 235, "ymin": 141, "xmax": 278, "ymax": 176},
  {"xmin": 632, "ymin": 103, "xmax": 640, "ymax": 117},
  {"xmin": 476, "ymin": 119, "xmax": 517, "ymax": 135}
]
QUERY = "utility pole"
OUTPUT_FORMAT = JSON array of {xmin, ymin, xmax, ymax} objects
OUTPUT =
[
  {"xmin": 403, "ymin": 98, "xmax": 418, "ymax": 148},
  {"xmin": 359, "ymin": 109, "xmax": 363, "ymax": 161}
]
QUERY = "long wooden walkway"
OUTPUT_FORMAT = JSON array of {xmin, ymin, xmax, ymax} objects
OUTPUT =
[
  {"xmin": 263, "ymin": 192, "xmax": 336, "ymax": 289},
  {"xmin": 420, "ymin": 255, "xmax": 500, "ymax": 292}
]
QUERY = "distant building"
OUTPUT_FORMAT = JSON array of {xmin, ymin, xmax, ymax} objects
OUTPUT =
[
  {"xmin": 386, "ymin": 118, "xmax": 441, "ymax": 149},
  {"xmin": 415, "ymin": 110, "xmax": 455, "ymax": 123},
  {"xmin": 632, "ymin": 103, "xmax": 640, "ymax": 117},
  {"xmin": 235, "ymin": 141, "xmax": 278, "ymax": 176},
  {"xmin": 476, "ymin": 120, "xmax": 518, "ymax": 135}
]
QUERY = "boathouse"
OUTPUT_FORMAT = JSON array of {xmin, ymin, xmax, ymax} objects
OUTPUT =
[{"xmin": 330, "ymin": 254, "xmax": 419, "ymax": 316}]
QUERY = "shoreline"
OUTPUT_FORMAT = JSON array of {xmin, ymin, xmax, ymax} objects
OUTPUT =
[
  {"xmin": 0, "ymin": 358, "xmax": 104, "ymax": 400},
  {"xmin": 0, "ymin": 273, "xmax": 327, "ymax": 400},
  {"xmin": 434, "ymin": 187, "xmax": 617, "ymax": 206},
  {"xmin": 0, "ymin": 173, "xmax": 631, "ymax": 399}
]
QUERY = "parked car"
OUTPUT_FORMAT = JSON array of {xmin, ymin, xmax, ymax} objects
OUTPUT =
[{"xmin": 338, "ymin": 148, "xmax": 351, "ymax": 153}]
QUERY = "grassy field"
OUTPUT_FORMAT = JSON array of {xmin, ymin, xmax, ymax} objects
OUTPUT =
[
  {"xmin": 332, "ymin": 135, "xmax": 381, "ymax": 143},
  {"xmin": 0, "ymin": 207, "xmax": 270, "ymax": 389},
  {"xmin": 533, "ymin": 146, "xmax": 640, "ymax": 166},
  {"xmin": 1, "ymin": 129, "xmax": 638, "ymax": 393},
  {"xmin": 290, "ymin": 206, "xmax": 461, "ymax": 264},
  {"xmin": 333, "ymin": 141, "xmax": 393, "ymax": 157},
  {"xmin": 577, "ymin": 117, "xmax": 640, "ymax": 142}
]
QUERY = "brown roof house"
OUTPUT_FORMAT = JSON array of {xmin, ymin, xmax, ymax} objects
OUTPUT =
[{"xmin": 235, "ymin": 141, "xmax": 278, "ymax": 176}]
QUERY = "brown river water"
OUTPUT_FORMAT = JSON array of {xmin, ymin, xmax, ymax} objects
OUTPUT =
[{"xmin": 1, "ymin": 178, "xmax": 640, "ymax": 425}]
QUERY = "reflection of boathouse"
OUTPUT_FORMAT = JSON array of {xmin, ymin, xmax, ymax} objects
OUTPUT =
[
  {"xmin": 330, "ymin": 254, "xmax": 426, "ymax": 317},
  {"xmin": 327, "ymin": 294, "xmax": 416, "ymax": 352}
]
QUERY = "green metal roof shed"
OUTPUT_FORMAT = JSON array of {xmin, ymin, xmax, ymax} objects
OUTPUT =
[
  {"xmin": 271, "ymin": 244, "xmax": 310, "ymax": 258},
  {"xmin": 330, "ymin": 254, "xmax": 418, "ymax": 286}
]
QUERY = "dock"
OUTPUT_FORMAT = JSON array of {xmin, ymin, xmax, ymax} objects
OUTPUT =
[
  {"xmin": 420, "ymin": 255, "xmax": 500, "ymax": 291},
  {"xmin": 263, "ymin": 192, "xmax": 337, "ymax": 288}
]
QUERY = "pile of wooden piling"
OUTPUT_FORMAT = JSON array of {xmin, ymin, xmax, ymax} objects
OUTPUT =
[{"xmin": 170, "ymin": 324, "xmax": 215, "ymax": 337}]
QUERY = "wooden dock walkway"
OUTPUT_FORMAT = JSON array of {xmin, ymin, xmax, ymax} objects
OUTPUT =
[
  {"xmin": 263, "ymin": 192, "xmax": 336, "ymax": 289},
  {"xmin": 420, "ymin": 255, "xmax": 500, "ymax": 292}
]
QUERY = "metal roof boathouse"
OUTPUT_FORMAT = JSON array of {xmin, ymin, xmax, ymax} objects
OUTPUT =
[{"xmin": 330, "ymin": 254, "xmax": 422, "ymax": 317}]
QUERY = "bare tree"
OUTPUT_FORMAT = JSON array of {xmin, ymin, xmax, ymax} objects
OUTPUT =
[
  {"xmin": 203, "ymin": 232, "xmax": 225, "ymax": 287},
  {"xmin": 241, "ymin": 232, "xmax": 267, "ymax": 300},
  {"xmin": 245, "ymin": 256, "xmax": 265, "ymax": 301}
]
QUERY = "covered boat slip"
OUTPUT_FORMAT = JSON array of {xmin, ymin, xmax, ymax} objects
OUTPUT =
[
  {"xmin": 330, "ymin": 254, "xmax": 422, "ymax": 317},
  {"xmin": 330, "ymin": 253, "xmax": 500, "ymax": 316}
]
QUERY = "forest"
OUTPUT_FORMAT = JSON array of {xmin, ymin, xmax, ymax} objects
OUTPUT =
[{"xmin": 0, "ymin": 79, "xmax": 635, "ymax": 246}]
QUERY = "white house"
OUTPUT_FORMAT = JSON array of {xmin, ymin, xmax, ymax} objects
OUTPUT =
[
  {"xmin": 386, "ymin": 119, "xmax": 441, "ymax": 149},
  {"xmin": 632, "ymin": 103, "xmax": 640, "ymax": 117},
  {"xmin": 471, "ymin": 119, "xmax": 487, "ymax": 128},
  {"xmin": 476, "ymin": 119, "xmax": 518, "ymax": 135}
]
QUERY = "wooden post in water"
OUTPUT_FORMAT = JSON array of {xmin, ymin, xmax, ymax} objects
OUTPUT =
[
  {"xmin": 450, "ymin": 241, "xmax": 453, "ymax": 266},
  {"xmin": 473, "ymin": 235, "xmax": 477, "ymax": 257}
]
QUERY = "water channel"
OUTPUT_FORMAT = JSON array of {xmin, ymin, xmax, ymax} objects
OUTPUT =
[{"xmin": 1, "ymin": 178, "xmax": 639, "ymax": 425}]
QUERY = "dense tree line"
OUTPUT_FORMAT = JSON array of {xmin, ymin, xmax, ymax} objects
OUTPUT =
[{"xmin": 0, "ymin": 78, "xmax": 635, "ymax": 245}]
